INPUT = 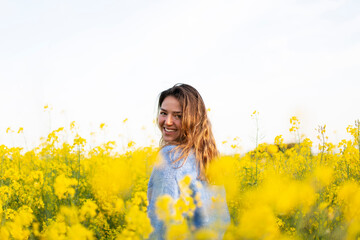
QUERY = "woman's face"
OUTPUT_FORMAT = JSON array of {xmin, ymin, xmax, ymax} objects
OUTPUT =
[{"xmin": 158, "ymin": 96, "xmax": 182, "ymax": 144}]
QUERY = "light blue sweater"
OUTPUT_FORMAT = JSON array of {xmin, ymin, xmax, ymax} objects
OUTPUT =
[{"xmin": 147, "ymin": 145, "xmax": 230, "ymax": 239}]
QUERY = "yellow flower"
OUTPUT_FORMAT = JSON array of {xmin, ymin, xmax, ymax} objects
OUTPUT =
[
  {"xmin": 166, "ymin": 221, "xmax": 189, "ymax": 240},
  {"xmin": 123, "ymin": 205, "xmax": 153, "ymax": 239},
  {"xmin": 90, "ymin": 159, "xmax": 133, "ymax": 208},
  {"xmin": 114, "ymin": 198, "xmax": 125, "ymax": 213},
  {"xmin": 67, "ymin": 223, "xmax": 94, "ymax": 240},
  {"xmin": 6, "ymin": 127, "xmax": 12, "ymax": 134},
  {"xmin": 207, "ymin": 156, "xmax": 240, "ymax": 200},
  {"xmin": 17, "ymin": 127, "xmax": 23, "ymax": 134},
  {"xmin": 54, "ymin": 174, "xmax": 77, "ymax": 199},
  {"xmin": 194, "ymin": 229, "xmax": 218, "ymax": 240},
  {"xmin": 73, "ymin": 134, "xmax": 86, "ymax": 146},
  {"xmin": 338, "ymin": 181, "xmax": 360, "ymax": 222},
  {"xmin": 238, "ymin": 205, "xmax": 280, "ymax": 239},
  {"xmin": 0, "ymin": 226, "xmax": 9, "ymax": 240},
  {"xmin": 70, "ymin": 121, "xmax": 76, "ymax": 130},
  {"xmin": 156, "ymin": 195, "xmax": 174, "ymax": 221},
  {"xmin": 244, "ymin": 174, "xmax": 316, "ymax": 215},
  {"xmin": 313, "ymin": 166, "xmax": 334, "ymax": 188},
  {"xmin": 80, "ymin": 200, "xmax": 98, "ymax": 221},
  {"xmin": 100, "ymin": 123, "xmax": 106, "ymax": 129},
  {"xmin": 267, "ymin": 144, "xmax": 278, "ymax": 155},
  {"xmin": 127, "ymin": 140, "xmax": 136, "ymax": 148}
]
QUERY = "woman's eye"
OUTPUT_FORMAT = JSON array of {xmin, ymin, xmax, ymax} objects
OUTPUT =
[
  {"xmin": 160, "ymin": 112, "xmax": 166, "ymax": 116},
  {"xmin": 174, "ymin": 115, "xmax": 182, "ymax": 119}
]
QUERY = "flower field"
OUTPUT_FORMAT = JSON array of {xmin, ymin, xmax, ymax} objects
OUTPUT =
[{"xmin": 1, "ymin": 117, "xmax": 360, "ymax": 239}]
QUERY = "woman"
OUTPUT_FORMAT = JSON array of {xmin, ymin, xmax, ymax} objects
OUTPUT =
[{"xmin": 147, "ymin": 84, "xmax": 230, "ymax": 239}]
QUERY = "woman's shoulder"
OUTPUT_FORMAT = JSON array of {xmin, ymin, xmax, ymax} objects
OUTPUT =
[
  {"xmin": 159, "ymin": 145, "xmax": 196, "ymax": 168},
  {"xmin": 159, "ymin": 145, "xmax": 176, "ymax": 162},
  {"xmin": 160, "ymin": 144, "xmax": 177, "ymax": 153}
]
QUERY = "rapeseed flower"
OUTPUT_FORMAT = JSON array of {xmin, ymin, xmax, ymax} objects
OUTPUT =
[
  {"xmin": 54, "ymin": 174, "xmax": 77, "ymax": 199},
  {"xmin": 0, "ymin": 118, "xmax": 359, "ymax": 238}
]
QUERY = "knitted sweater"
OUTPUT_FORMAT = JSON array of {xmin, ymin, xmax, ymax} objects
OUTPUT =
[{"xmin": 147, "ymin": 145, "xmax": 230, "ymax": 239}]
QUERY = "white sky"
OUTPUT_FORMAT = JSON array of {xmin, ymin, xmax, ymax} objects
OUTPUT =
[{"xmin": 1, "ymin": 0, "xmax": 359, "ymax": 153}]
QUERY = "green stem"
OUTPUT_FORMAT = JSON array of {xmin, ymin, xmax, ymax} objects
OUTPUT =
[
  {"xmin": 255, "ymin": 117, "xmax": 259, "ymax": 185},
  {"xmin": 357, "ymin": 120, "xmax": 360, "ymax": 163},
  {"xmin": 1, "ymin": 155, "xmax": 3, "ymax": 187},
  {"xmin": 76, "ymin": 145, "xmax": 81, "ymax": 202}
]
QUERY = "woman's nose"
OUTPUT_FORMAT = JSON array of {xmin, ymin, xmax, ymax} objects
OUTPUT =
[{"xmin": 165, "ymin": 115, "xmax": 173, "ymax": 125}]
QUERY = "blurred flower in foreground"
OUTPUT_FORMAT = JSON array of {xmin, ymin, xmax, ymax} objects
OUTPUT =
[{"xmin": 54, "ymin": 174, "xmax": 77, "ymax": 200}]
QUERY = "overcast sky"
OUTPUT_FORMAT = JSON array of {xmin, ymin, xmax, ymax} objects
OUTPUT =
[{"xmin": 1, "ymin": 0, "xmax": 359, "ymax": 153}]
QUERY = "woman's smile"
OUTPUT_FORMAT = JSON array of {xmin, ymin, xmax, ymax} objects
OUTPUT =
[{"xmin": 164, "ymin": 127, "xmax": 176, "ymax": 132}]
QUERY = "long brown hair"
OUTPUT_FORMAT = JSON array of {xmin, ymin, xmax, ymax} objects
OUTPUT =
[{"xmin": 157, "ymin": 83, "xmax": 218, "ymax": 181}]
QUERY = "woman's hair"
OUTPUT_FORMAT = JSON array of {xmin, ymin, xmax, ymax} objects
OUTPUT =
[{"xmin": 158, "ymin": 83, "xmax": 218, "ymax": 181}]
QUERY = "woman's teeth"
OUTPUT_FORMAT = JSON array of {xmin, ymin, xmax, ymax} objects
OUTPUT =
[{"xmin": 165, "ymin": 128, "xmax": 175, "ymax": 132}]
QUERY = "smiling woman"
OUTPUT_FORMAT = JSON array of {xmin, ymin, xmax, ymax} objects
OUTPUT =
[{"xmin": 147, "ymin": 84, "xmax": 230, "ymax": 239}]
